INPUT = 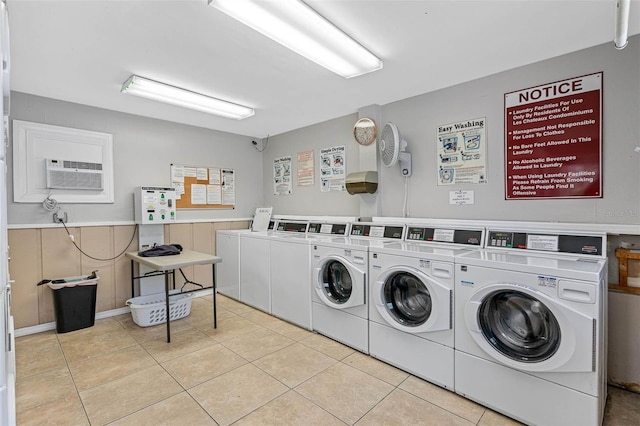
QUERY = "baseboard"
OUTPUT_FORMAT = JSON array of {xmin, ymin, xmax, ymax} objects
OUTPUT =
[{"xmin": 14, "ymin": 289, "xmax": 214, "ymax": 337}]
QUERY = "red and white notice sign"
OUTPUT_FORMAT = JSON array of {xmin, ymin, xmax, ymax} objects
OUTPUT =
[{"xmin": 504, "ymin": 72, "xmax": 602, "ymax": 199}]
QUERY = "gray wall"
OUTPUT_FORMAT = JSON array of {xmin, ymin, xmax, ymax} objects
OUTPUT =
[
  {"xmin": 8, "ymin": 92, "xmax": 264, "ymax": 225},
  {"xmin": 261, "ymin": 114, "xmax": 361, "ymax": 216},
  {"xmin": 265, "ymin": 36, "xmax": 640, "ymax": 225}
]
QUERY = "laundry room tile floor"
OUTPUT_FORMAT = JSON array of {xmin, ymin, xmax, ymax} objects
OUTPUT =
[{"xmin": 14, "ymin": 294, "xmax": 640, "ymax": 425}]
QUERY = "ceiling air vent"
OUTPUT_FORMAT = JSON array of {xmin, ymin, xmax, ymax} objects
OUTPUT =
[{"xmin": 45, "ymin": 159, "xmax": 103, "ymax": 190}]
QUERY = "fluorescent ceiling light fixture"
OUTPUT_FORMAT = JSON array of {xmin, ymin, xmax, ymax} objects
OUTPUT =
[
  {"xmin": 614, "ymin": 0, "xmax": 630, "ymax": 49},
  {"xmin": 208, "ymin": 0, "xmax": 382, "ymax": 78},
  {"xmin": 121, "ymin": 75, "xmax": 255, "ymax": 120}
]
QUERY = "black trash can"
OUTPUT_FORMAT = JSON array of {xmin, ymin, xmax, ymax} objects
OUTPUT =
[{"xmin": 44, "ymin": 275, "xmax": 99, "ymax": 333}]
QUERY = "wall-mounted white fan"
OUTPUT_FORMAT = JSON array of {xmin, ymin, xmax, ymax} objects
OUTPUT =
[{"xmin": 379, "ymin": 122, "xmax": 412, "ymax": 177}]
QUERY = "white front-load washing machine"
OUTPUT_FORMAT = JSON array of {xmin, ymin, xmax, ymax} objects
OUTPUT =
[
  {"xmin": 368, "ymin": 225, "xmax": 484, "ymax": 390},
  {"xmin": 271, "ymin": 220, "xmax": 350, "ymax": 329},
  {"xmin": 310, "ymin": 223, "xmax": 404, "ymax": 353},
  {"xmin": 455, "ymin": 229, "xmax": 607, "ymax": 426}
]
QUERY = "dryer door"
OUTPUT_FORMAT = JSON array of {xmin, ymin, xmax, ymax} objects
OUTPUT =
[
  {"xmin": 314, "ymin": 255, "xmax": 365, "ymax": 309},
  {"xmin": 374, "ymin": 266, "xmax": 451, "ymax": 333},
  {"xmin": 464, "ymin": 283, "xmax": 595, "ymax": 373}
]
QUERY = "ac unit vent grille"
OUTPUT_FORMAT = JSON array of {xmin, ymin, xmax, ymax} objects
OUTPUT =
[{"xmin": 46, "ymin": 159, "xmax": 104, "ymax": 190}]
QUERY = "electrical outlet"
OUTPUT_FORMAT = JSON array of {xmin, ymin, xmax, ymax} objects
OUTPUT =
[{"xmin": 53, "ymin": 212, "xmax": 68, "ymax": 223}]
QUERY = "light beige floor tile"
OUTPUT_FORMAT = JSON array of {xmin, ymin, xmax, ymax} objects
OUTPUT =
[
  {"xmin": 399, "ymin": 375, "xmax": 485, "ymax": 424},
  {"xmin": 478, "ymin": 409, "xmax": 523, "ymax": 426},
  {"xmin": 109, "ymin": 392, "xmax": 216, "ymax": 426},
  {"xmin": 343, "ymin": 352, "xmax": 409, "ymax": 386},
  {"xmin": 184, "ymin": 298, "xmax": 216, "ymax": 322},
  {"xmin": 300, "ymin": 333, "xmax": 356, "ymax": 360},
  {"xmin": 59, "ymin": 327, "xmax": 138, "ymax": 363},
  {"xmin": 17, "ymin": 393, "xmax": 89, "ymax": 426},
  {"xmin": 56, "ymin": 316, "xmax": 124, "ymax": 343},
  {"xmin": 189, "ymin": 363, "xmax": 288, "ymax": 426},
  {"xmin": 200, "ymin": 315, "xmax": 264, "ymax": 341},
  {"xmin": 113, "ymin": 312, "xmax": 133, "ymax": 323},
  {"xmin": 161, "ymin": 343, "xmax": 248, "ymax": 389},
  {"xmin": 221, "ymin": 328, "xmax": 294, "ymax": 361},
  {"xmin": 240, "ymin": 309, "xmax": 285, "ymax": 326},
  {"xmin": 264, "ymin": 319, "xmax": 315, "ymax": 341},
  {"xmin": 216, "ymin": 296, "xmax": 256, "ymax": 314},
  {"xmin": 188, "ymin": 307, "xmax": 237, "ymax": 332},
  {"xmin": 141, "ymin": 327, "xmax": 218, "ymax": 363},
  {"xmin": 68, "ymin": 344, "xmax": 157, "ymax": 391},
  {"xmin": 79, "ymin": 364, "xmax": 183, "ymax": 425},
  {"xmin": 214, "ymin": 306, "xmax": 238, "ymax": 320},
  {"xmin": 15, "ymin": 366, "xmax": 77, "ymax": 414},
  {"xmin": 295, "ymin": 363, "xmax": 393, "ymax": 425},
  {"xmin": 235, "ymin": 390, "xmax": 346, "ymax": 426},
  {"xmin": 121, "ymin": 316, "xmax": 195, "ymax": 344},
  {"xmin": 253, "ymin": 342, "xmax": 337, "ymax": 387},
  {"xmin": 16, "ymin": 316, "xmax": 640, "ymax": 426},
  {"xmin": 356, "ymin": 388, "xmax": 474, "ymax": 426},
  {"xmin": 15, "ymin": 332, "xmax": 66, "ymax": 379}
]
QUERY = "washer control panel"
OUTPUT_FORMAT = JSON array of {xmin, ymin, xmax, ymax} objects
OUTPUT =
[
  {"xmin": 486, "ymin": 230, "xmax": 604, "ymax": 256},
  {"xmin": 406, "ymin": 226, "xmax": 483, "ymax": 246},
  {"xmin": 350, "ymin": 223, "xmax": 404, "ymax": 240}
]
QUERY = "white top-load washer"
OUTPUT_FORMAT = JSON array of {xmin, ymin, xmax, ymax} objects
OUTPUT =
[
  {"xmin": 368, "ymin": 225, "xmax": 484, "ymax": 390},
  {"xmin": 239, "ymin": 219, "xmax": 296, "ymax": 312},
  {"xmin": 310, "ymin": 223, "xmax": 405, "ymax": 353},
  {"xmin": 454, "ymin": 228, "xmax": 607, "ymax": 426},
  {"xmin": 216, "ymin": 219, "xmax": 277, "ymax": 300}
]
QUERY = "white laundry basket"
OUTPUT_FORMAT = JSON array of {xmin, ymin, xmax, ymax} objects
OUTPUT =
[{"xmin": 126, "ymin": 290, "xmax": 193, "ymax": 327}]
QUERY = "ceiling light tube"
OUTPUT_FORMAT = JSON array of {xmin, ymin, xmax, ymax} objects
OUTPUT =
[
  {"xmin": 121, "ymin": 75, "xmax": 255, "ymax": 120},
  {"xmin": 615, "ymin": 0, "xmax": 630, "ymax": 49},
  {"xmin": 208, "ymin": 0, "xmax": 383, "ymax": 78}
]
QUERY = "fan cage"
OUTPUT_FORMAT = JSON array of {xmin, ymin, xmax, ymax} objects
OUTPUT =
[{"xmin": 380, "ymin": 123, "xmax": 399, "ymax": 167}]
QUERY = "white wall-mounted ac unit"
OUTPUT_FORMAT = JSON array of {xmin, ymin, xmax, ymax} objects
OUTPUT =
[{"xmin": 45, "ymin": 159, "xmax": 104, "ymax": 190}]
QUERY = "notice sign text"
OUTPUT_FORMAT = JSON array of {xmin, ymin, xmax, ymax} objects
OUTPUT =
[{"xmin": 505, "ymin": 72, "xmax": 602, "ymax": 199}]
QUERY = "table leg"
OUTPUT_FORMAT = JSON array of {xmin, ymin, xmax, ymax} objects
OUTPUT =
[
  {"xmin": 130, "ymin": 259, "xmax": 135, "ymax": 297},
  {"xmin": 212, "ymin": 264, "xmax": 217, "ymax": 329},
  {"xmin": 165, "ymin": 270, "xmax": 171, "ymax": 343}
]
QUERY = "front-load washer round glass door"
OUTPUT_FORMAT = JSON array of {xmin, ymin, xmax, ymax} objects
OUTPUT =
[
  {"xmin": 385, "ymin": 272, "xmax": 431, "ymax": 325},
  {"xmin": 374, "ymin": 266, "xmax": 451, "ymax": 333},
  {"xmin": 314, "ymin": 255, "xmax": 365, "ymax": 309},
  {"xmin": 464, "ymin": 282, "xmax": 595, "ymax": 373},
  {"xmin": 478, "ymin": 290, "xmax": 560, "ymax": 363}
]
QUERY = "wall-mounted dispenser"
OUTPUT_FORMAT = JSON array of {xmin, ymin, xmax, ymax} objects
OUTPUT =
[
  {"xmin": 346, "ymin": 171, "xmax": 378, "ymax": 195},
  {"xmin": 133, "ymin": 186, "xmax": 177, "ymax": 295}
]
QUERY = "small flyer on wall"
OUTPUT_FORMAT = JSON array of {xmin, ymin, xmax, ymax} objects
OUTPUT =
[
  {"xmin": 297, "ymin": 150, "xmax": 314, "ymax": 186},
  {"xmin": 221, "ymin": 169, "xmax": 235, "ymax": 205},
  {"xmin": 319, "ymin": 145, "xmax": 346, "ymax": 192},
  {"xmin": 274, "ymin": 155, "xmax": 292, "ymax": 195},
  {"xmin": 436, "ymin": 117, "xmax": 487, "ymax": 185}
]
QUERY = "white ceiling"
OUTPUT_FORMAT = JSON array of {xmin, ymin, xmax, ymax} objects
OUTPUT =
[{"xmin": 7, "ymin": 0, "xmax": 640, "ymax": 139}]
